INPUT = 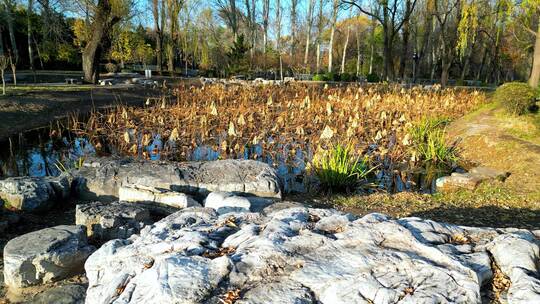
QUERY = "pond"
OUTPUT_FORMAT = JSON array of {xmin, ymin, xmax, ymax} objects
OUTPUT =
[{"xmin": 0, "ymin": 123, "xmax": 447, "ymax": 194}]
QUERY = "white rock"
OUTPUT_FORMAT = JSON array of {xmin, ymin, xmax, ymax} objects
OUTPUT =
[
  {"xmin": 0, "ymin": 175, "xmax": 70, "ymax": 212},
  {"xmin": 119, "ymin": 184, "xmax": 200, "ymax": 212},
  {"xmin": 204, "ymin": 192, "xmax": 251, "ymax": 214},
  {"xmin": 84, "ymin": 207, "xmax": 540, "ymax": 303},
  {"xmin": 73, "ymin": 158, "xmax": 281, "ymax": 201},
  {"xmin": 3, "ymin": 225, "xmax": 94, "ymax": 289},
  {"xmin": 488, "ymin": 233, "xmax": 540, "ymax": 303},
  {"xmin": 75, "ymin": 201, "xmax": 151, "ymax": 241}
]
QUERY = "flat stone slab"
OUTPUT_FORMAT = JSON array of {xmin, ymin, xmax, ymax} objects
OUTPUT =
[
  {"xmin": 75, "ymin": 201, "xmax": 151, "ymax": 241},
  {"xmin": 118, "ymin": 184, "xmax": 200, "ymax": 214},
  {"xmin": 204, "ymin": 191, "xmax": 251, "ymax": 214},
  {"xmin": 436, "ymin": 172, "xmax": 482, "ymax": 192},
  {"xmin": 469, "ymin": 166, "xmax": 510, "ymax": 181},
  {"xmin": 84, "ymin": 207, "xmax": 540, "ymax": 303},
  {"xmin": 3, "ymin": 225, "xmax": 94, "ymax": 289},
  {"xmin": 0, "ymin": 175, "xmax": 70, "ymax": 212},
  {"xmin": 436, "ymin": 166, "xmax": 511, "ymax": 193},
  {"xmin": 73, "ymin": 158, "xmax": 281, "ymax": 202}
]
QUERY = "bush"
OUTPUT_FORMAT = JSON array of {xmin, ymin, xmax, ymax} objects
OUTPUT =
[
  {"xmin": 340, "ymin": 73, "xmax": 354, "ymax": 82},
  {"xmin": 312, "ymin": 74, "xmax": 326, "ymax": 81},
  {"xmin": 366, "ymin": 73, "xmax": 380, "ymax": 83},
  {"xmin": 324, "ymin": 72, "xmax": 339, "ymax": 81},
  {"xmin": 312, "ymin": 143, "xmax": 373, "ymax": 191},
  {"xmin": 494, "ymin": 82, "xmax": 537, "ymax": 115},
  {"xmin": 105, "ymin": 63, "xmax": 117, "ymax": 73},
  {"xmin": 409, "ymin": 118, "xmax": 458, "ymax": 166}
]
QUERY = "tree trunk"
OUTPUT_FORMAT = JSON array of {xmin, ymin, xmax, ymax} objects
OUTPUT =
[
  {"xmin": 328, "ymin": 0, "xmax": 339, "ymax": 73},
  {"xmin": 341, "ymin": 25, "xmax": 350, "ymax": 74},
  {"xmin": 1, "ymin": 69, "xmax": 5, "ymax": 95},
  {"xmin": 315, "ymin": 0, "xmax": 324, "ymax": 73},
  {"xmin": 383, "ymin": 30, "xmax": 392, "ymax": 80},
  {"xmin": 528, "ymin": 24, "xmax": 540, "ymax": 88},
  {"xmin": 356, "ymin": 27, "xmax": 361, "ymax": 77},
  {"xmin": 399, "ymin": 0, "xmax": 411, "ymax": 81},
  {"xmin": 152, "ymin": 0, "xmax": 163, "ymax": 74},
  {"xmin": 328, "ymin": 26, "xmax": 335, "ymax": 73},
  {"xmin": 0, "ymin": 27, "xmax": 4, "ymax": 56},
  {"xmin": 369, "ymin": 16, "xmax": 375, "ymax": 74},
  {"xmin": 290, "ymin": 0, "xmax": 298, "ymax": 56},
  {"xmin": 4, "ymin": 0, "xmax": 18, "ymax": 62},
  {"xmin": 316, "ymin": 43, "xmax": 321, "ymax": 73},
  {"xmin": 82, "ymin": 0, "xmax": 119, "ymax": 84},
  {"xmin": 303, "ymin": 0, "xmax": 315, "ymax": 70},
  {"xmin": 28, "ymin": 0, "xmax": 35, "ymax": 75}
]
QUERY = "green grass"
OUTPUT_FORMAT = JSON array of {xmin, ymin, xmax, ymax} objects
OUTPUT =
[
  {"xmin": 409, "ymin": 117, "xmax": 459, "ymax": 165},
  {"xmin": 312, "ymin": 143, "xmax": 374, "ymax": 192}
]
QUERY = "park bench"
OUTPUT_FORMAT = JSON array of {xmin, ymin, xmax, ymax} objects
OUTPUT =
[{"xmin": 65, "ymin": 78, "xmax": 78, "ymax": 84}]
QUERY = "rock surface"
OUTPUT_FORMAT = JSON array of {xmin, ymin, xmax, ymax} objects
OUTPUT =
[
  {"xmin": 436, "ymin": 166, "xmax": 510, "ymax": 192},
  {"xmin": 75, "ymin": 202, "xmax": 151, "ymax": 241},
  {"xmin": 119, "ymin": 184, "xmax": 200, "ymax": 213},
  {"xmin": 73, "ymin": 158, "xmax": 281, "ymax": 201},
  {"xmin": 0, "ymin": 175, "xmax": 70, "ymax": 212},
  {"xmin": 84, "ymin": 207, "xmax": 540, "ymax": 304},
  {"xmin": 3, "ymin": 225, "xmax": 94, "ymax": 289},
  {"xmin": 30, "ymin": 284, "xmax": 86, "ymax": 304},
  {"xmin": 204, "ymin": 192, "xmax": 252, "ymax": 214}
]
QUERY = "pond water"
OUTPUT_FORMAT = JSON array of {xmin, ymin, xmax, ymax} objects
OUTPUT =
[{"xmin": 0, "ymin": 126, "xmax": 445, "ymax": 194}]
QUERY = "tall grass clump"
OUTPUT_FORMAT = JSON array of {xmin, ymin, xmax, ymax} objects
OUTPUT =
[
  {"xmin": 312, "ymin": 143, "xmax": 373, "ymax": 191},
  {"xmin": 409, "ymin": 118, "xmax": 459, "ymax": 167},
  {"xmin": 493, "ymin": 82, "xmax": 537, "ymax": 116}
]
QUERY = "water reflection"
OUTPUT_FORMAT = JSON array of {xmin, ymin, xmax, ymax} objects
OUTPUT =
[{"xmin": 1, "ymin": 134, "xmax": 445, "ymax": 194}]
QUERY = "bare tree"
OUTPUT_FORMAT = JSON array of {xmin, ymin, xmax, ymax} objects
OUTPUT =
[
  {"xmin": 316, "ymin": 0, "xmax": 325, "ymax": 72},
  {"xmin": 275, "ymin": 0, "xmax": 282, "ymax": 50},
  {"xmin": 28, "ymin": 0, "xmax": 36, "ymax": 75},
  {"xmin": 81, "ymin": 0, "xmax": 128, "ymax": 83},
  {"xmin": 328, "ymin": 0, "xmax": 339, "ymax": 72},
  {"xmin": 304, "ymin": 0, "xmax": 316, "ymax": 70},
  {"xmin": 262, "ymin": 0, "xmax": 270, "ymax": 53},
  {"xmin": 216, "ymin": 0, "xmax": 239, "ymax": 40},
  {"xmin": 152, "ymin": 0, "xmax": 164, "ymax": 74},
  {"xmin": 343, "ymin": 0, "xmax": 418, "ymax": 80},
  {"xmin": 341, "ymin": 20, "xmax": 351, "ymax": 74},
  {"xmin": 0, "ymin": 55, "xmax": 7, "ymax": 95},
  {"xmin": 290, "ymin": 0, "xmax": 298, "ymax": 56},
  {"xmin": 3, "ymin": 0, "xmax": 18, "ymax": 62}
]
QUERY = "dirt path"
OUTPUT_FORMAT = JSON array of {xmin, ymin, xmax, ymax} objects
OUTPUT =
[
  {"xmin": 0, "ymin": 86, "xmax": 162, "ymax": 141},
  {"xmin": 447, "ymin": 104, "xmax": 540, "ymax": 197}
]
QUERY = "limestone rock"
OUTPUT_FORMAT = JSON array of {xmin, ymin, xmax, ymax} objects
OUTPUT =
[
  {"xmin": 119, "ymin": 184, "xmax": 200, "ymax": 214},
  {"xmin": 204, "ymin": 192, "xmax": 251, "ymax": 214},
  {"xmin": 30, "ymin": 284, "xmax": 86, "ymax": 304},
  {"xmin": 75, "ymin": 201, "xmax": 151, "ymax": 241},
  {"xmin": 73, "ymin": 158, "xmax": 281, "ymax": 201},
  {"xmin": 488, "ymin": 233, "xmax": 540, "ymax": 303},
  {"xmin": 436, "ymin": 167, "xmax": 511, "ymax": 193},
  {"xmin": 469, "ymin": 166, "xmax": 510, "ymax": 181},
  {"xmin": 436, "ymin": 173, "xmax": 482, "ymax": 192},
  {"xmin": 3, "ymin": 225, "xmax": 94, "ymax": 289},
  {"xmin": 84, "ymin": 207, "xmax": 540, "ymax": 304},
  {"xmin": 0, "ymin": 175, "xmax": 70, "ymax": 212}
]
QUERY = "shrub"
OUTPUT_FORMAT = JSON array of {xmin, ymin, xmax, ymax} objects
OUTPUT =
[
  {"xmin": 366, "ymin": 73, "xmax": 380, "ymax": 83},
  {"xmin": 105, "ymin": 63, "xmax": 117, "ymax": 73},
  {"xmin": 312, "ymin": 143, "xmax": 373, "ymax": 191},
  {"xmin": 494, "ymin": 82, "xmax": 537, "ymax": 115},
  {"xmin": 409, "ymin": 118, "xmax": 459, "ymax": 166},
  {"xmin": 312, "ymin": 74, "xmax": 326, "ymax": 81},
  {"xmin": 324, "ymin": 72, "xmax": 339, "ymax": 81},
  {"xmin": 340, "ymin": 73, "xmax": 354, "ymax": 82}
]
